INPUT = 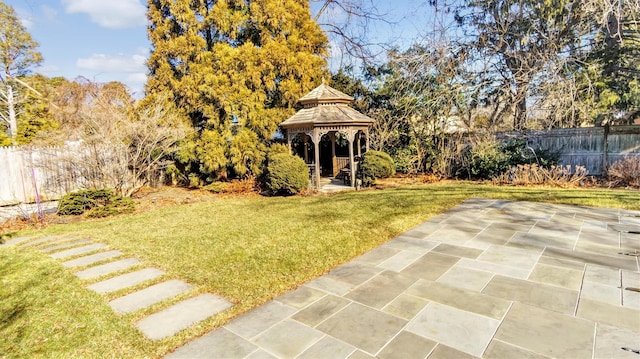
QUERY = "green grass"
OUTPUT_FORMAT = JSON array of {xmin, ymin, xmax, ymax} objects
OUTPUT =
[{"xmin": 2, "ymin": 182, "xmax": 639, "ymax": 358}]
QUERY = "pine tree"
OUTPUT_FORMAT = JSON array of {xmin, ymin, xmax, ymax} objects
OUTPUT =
[{"xmin": 146, "ymin": 0, "xmax": 328, "ymax": 180}]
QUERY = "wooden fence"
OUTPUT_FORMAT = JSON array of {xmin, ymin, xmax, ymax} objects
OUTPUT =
[
  {"xmin": 499, "ymin": 125, "xmax": 640, "ymax": 175},
  {"xmin": 0, "ymin": 146, "xmax": 79, "ymax": 206}
]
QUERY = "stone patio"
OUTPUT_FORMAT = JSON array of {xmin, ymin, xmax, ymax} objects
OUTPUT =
[{"xmin": 166, "ymin": 198, "xmax": 640, "ymax": 358}]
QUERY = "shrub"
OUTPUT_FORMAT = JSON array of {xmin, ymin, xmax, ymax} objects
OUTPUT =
[
  {"xmin": 358, "ymin": 150, "xmax": 396, "ymax": 187},
  {"xmin": 57, "ymin": 189, "xmax": 134, "ymax": 217},
  {"xmin": 455, "ymin": 137, "xmax": 560, "ymax": 180},
  {"xmin": 265, "ymin": 153, "xmax": 309, "ymax": 195},
  {"xmin": 608, "ymin": 157, "xmax": 640, "ymax": 187},
  {"xmin": 493, "ymin": 164, "xmax": 588, "ymax": 187}
]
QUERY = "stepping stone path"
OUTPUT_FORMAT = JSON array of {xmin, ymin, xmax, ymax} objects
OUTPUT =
[{"xmin": 1, "ymin": 234, "xmax": 233, "ymax": 341}]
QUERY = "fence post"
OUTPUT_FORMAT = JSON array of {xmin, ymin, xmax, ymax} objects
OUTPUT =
[{"xmin": 602, "ymin": 123, "xmax": 610, "ymax": 176}]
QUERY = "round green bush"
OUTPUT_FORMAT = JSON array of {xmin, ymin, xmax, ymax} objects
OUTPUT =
[
  {"xmin": 358, "ymin": 150, "xmax": 396, "ymax": 186},
  {"xmin": 57, "ymin": 189, "xmax": 134, "ymax": 217},
  {"xmin": 265, "ymin": 153, "xmax": 309, "ymax": 195}
]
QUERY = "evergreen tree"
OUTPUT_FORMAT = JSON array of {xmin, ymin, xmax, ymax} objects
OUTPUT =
[{"xmin": 146, "ymin": 0, "xmax": 328, "ymax": 180}]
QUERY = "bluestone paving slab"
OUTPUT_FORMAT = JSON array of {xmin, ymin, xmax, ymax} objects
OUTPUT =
[
  {"xmin": 542, "ymin": 246, "xmax": 637, "ymax": 270},
  {"xmin": 584, "ymin": 264, "xmax": 621, "ymax": 286},
  {"xmin": 137, "ymin": 294, "xmax": 232, "ymax": 340},
  {"xmin": 381, "ymin": 293, "xmax": 430, "ymax": 320},
  {"xmin": 425, "ymin": 226, "xmax": 483, "ymax": 244},
  {"xmin": 225, "ymin": 301, "xmax": 296, "ymax": 340},
  {"xmin": 620, "ymin": 233, "xmax": 640, "ymax": 250},
  {"xmin": 41, "ymin": 238, "xmax": 93, "ymax": 253},
  {"xmin": 407, "ymin": 280, "xmax": 510, "ymax": 320},
  {"xmin": 376, "ymin": 250, "xmax": 422, "ymax": 272},
  {"xmin": 428, "ymin": 344, "xmax": 480, "ymax": 359},
  {"xmin": 527, "ymin": 263, "xmax": 583, "ymax": 290},
  {"xmin": 377, "ymin": 331, "xmax": 436, "ymax": 359},
  {"xmin": 297, "ymin": 336, "xmax": 356, "ymax": 359},
  {"xmin": 538, "ymin": 255, "xmax": 585, "ymax": 271},
  {"xmin": 432, "ymin": 243, "xmax": 484, "ymax": 258},
  {"xmin": 353, "ymin": 246, "xmax": 399, "ymax": 266},
  {"xmin": 347, "ymin": 350, "xmax": 376, "ymax": 359},
  {"xmin": 594, "ymin": 324, "xmax": 640, "ymax": 359},
  {"xmin": 275, "ymin": 285, "xmax": 325, "ymax": 309},
  {"xmin": 476, "ymin": 244, "xmax": 541, "ymax": 270},
  {"xmin": 49, "ymin": 243, "xmax": 107, "ymax": 259},
  {"xmin": 482, "ymin": 275, "xmax": 578, "ymax": 314},
  {"xmin": 245, "ymin": 350, "xmax": 277, "ymax": 359},
  {"xmin": 316, "ymin": 303, "xmax": 407, "ymax": 355},
  {"xmin": 622, "ymin": 269, "xmax": 640, "ymax": 287},
  {"xmin": 483, "ymin": 340, "xmax": 550, "ymax": 359},
  {"xmin": 510, "ymin": 231, "xmax": 576, "ymax": 250},
  {"xmin": 577, "ymin": 298, "xmax": 640, "ymax": 332},
  {"xmin": 345, "ymin": 271, "xmax": 417, "ymax": 309},
  {"xmin": 382, "ymin": 235, "xmax": 438, "ymax": 253},
  {"xmin": 87, "ymin": 268, "xmax": 164, "ymax": 294},
  {"xmin": 109, "ymin": 279, "xmax": 193, "ymax": 314},
  {"xmin": 325, "ymin": 262, "xmax": 382, "ymax": 286},
  {"xmin": 437, "ymin": 265, "xmax": 494, "ymax": 292},
  {"xmin": 253, "ymin": 319, "xmax": 324, "ymax": 358},
  {"xmin": 622, "ymin": 288, "xmax": 640, "ymax": 309},
  {"xmin": 62, "ymin": 250, "xmax": 122, "ymax": 267},
  {"xmin": 305, "ymin": 276, "xmax": 353, "ymax": 296},
  {"xmin": 455, "ymin": 257, "xmax": 530, "ymax": 279},
  {"xmin": 495, "ymin": 302, "xmax": 594, "ymax": 358},
  {"xmin": 400, "ymin": 252, "xmax": 460, "ymax": 281},
  {"xmin": 292, "ymin": 294, "xmax": 350, "ymax": 327},
  {"xmin": 165, "ymin": 328, "xmax": 256, "ymax": 358},
  {"xmin": 581, "ymin": 281, "xmax": 621, "ymax": 306},
  {"xmin": 406, "ymin": 302, "xmax": 499, "ymax": 357},
  {"xmin": 75, "ymin": 258, "xmax": 141, "ymax": 280}
]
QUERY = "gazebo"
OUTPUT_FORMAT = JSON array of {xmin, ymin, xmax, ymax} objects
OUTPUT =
[{"xmin": 280, "ymin": 82, "xmax": 375, "ymax": 188}]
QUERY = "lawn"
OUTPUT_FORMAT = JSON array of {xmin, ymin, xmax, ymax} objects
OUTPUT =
[{"xmin": 2, "ymin": 182, "xmax": 639, "ymax": 358}]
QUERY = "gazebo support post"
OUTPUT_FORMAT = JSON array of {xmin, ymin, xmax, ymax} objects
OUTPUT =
[
  {"xmin": 348, "ymin": 131, "xmax": 355, "ymax": 187},
  {"xmin": 313, "ymin": 130, "xmax": 321, "ymax": 189}
]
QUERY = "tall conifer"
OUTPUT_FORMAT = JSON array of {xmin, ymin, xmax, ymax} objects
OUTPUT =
[{"xmin": 146, "ymin": 0, "xmax": 327, "ymax": 179}]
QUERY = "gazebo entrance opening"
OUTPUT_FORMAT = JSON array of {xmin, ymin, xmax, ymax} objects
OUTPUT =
[{"xmin": 289, "ymin": 130, "xmax": 369, "ymax": 183}]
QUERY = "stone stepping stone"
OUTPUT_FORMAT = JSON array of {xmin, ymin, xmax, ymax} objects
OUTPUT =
[
  {"xmin": 50, "ymin": 243, "xmax": 107, "ymax": 259},
  {"xmin": 63, "ymin": 250, "xmax": 122, "ymax": 268},
  {"xmin": 136, "ymin": 294, "xmax": 233, "ymax": 340},
  {"xmin": 109, "ymin": 279, "xmax": 193, "ymax": 314},
  {"xmin": 18, "ymin": 235, "xmax": 61, "ymax": 247},
  {"xmin": 41, "ymin": 238, "xmax": 93, "ymax": 253},
  {"xmin": 2, "ymin": 235, "xmax": 35, "ymax": 246},
  {"xmin": 87, "ymin": 268, "xmax": 165, "ymax": 294},
  {"xmin": 75, "ymin": 258, "xmax": 141, "ymax": 280}
]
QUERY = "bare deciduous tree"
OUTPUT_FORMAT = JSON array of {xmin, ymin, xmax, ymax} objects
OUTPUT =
[{"xmin": 40, "ymin": 79, "xmax": 192, "ymax": 196}]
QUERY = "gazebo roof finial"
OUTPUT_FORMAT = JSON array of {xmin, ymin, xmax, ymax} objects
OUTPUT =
[{"xmin": 298, "ymin": 82, "xmax": 353, "ymax": 107}]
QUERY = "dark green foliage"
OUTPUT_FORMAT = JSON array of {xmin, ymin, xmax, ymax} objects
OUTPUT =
[
  {"xmin": 57, "ymin": 189, "xmax": 134, "ymax": 218},
  {"xmin": 358, "ymin": 150, "xmax": 396, "ymax": 186},
  {"xmin": 456, "ymin": 138, "xmax": 560, "ymax": 180},
  {"xmin": 265, "ymin": 153, "xmax": 309, "ymax": 195}
]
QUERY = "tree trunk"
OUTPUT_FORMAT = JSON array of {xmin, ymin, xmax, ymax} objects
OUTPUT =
[
  {"xmin": 513, "ymin": 82, "xmax": 528, "ymax": 131},
  {"xmin": 7, "ymin": 83, "xmax": 17, "ymax": 145}
]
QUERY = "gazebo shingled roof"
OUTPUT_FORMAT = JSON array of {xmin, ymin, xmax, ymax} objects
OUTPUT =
[{"xmin": 280, "ymin": 82, "xmax": 375, "ymax": 188}]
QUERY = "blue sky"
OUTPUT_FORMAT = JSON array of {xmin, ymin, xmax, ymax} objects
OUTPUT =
[{"xmin": 5, "ymin": 0, "xmax": 431, "ymax": 97}]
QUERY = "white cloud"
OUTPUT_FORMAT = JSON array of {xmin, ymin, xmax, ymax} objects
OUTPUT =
[
  {"xmin": 76, "ymin": 52, "xmax": 147, "ymax": 73},
  {"xmin": 61, "ymin": 0, "xmax": 146, "ymax": 29}
]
